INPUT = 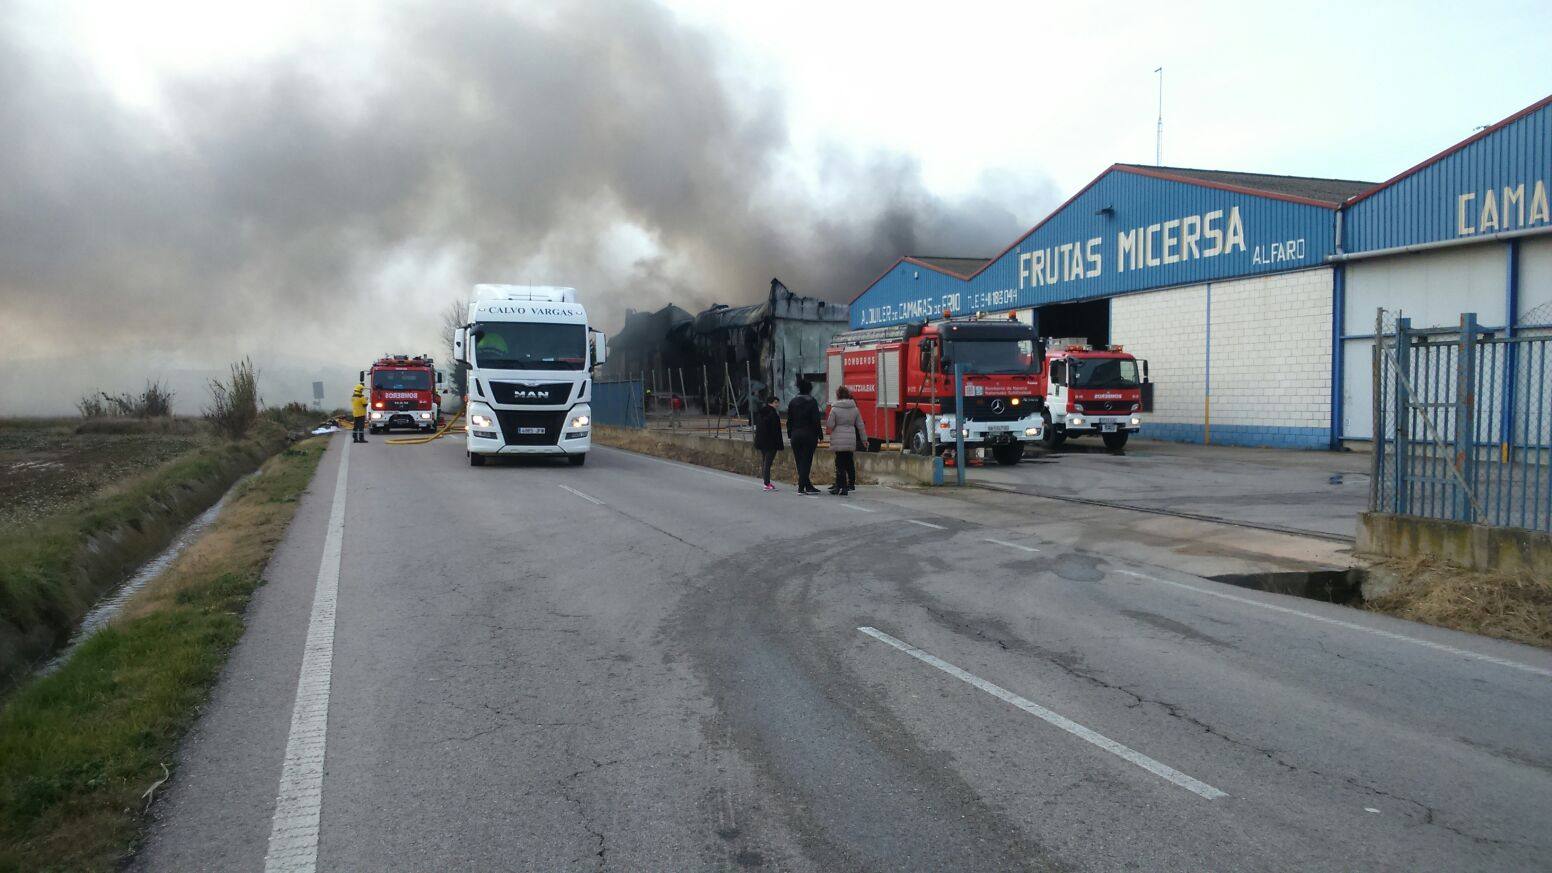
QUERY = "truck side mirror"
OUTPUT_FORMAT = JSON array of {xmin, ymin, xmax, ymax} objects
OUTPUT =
[
  {"xmin": 436, "ymin": 371, "xmax": 444, "ymax": 384},
  {"xmin": 592, "ymin": 332, "xmax": 608, "ymax": 368},
  {"xmin": 1141, "ymin": 359, "xmax": 1150, "ymax": 382},
  {"xmin": 358, "ymin": 369, "xmax": 365, "ymax": 383}
]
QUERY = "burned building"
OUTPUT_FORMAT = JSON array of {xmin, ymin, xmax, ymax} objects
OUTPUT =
[{"xmin": 604, "ymin": 279, "xmax": 849, "ymax": 411}]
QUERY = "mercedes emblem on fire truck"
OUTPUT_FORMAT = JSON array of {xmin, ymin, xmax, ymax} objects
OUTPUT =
[{"xmin": 990, "ymin": 399, "xmax": 1005, "ymax": 414}]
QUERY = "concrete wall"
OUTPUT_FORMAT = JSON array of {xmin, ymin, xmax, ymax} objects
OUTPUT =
[
  {"xmin": 1112, "ymin": 266, "xmax": 1333, "ymax": 448},
  {"xmin": 1357, "ymin": 511, "xmax": 1552, "ymax": 576},
  {"xmin": 593, "ymin": 426, "xmax": 934, "ymax": 487}
]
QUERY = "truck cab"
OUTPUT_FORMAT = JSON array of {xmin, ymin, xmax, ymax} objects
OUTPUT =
[
  {"xmin": 455, "ymin": 285, "xmax": 607, "ymax": 467},
  {"xmin": 1038, "ymin": 338, "xmax": 1149, "ymax": 450}
]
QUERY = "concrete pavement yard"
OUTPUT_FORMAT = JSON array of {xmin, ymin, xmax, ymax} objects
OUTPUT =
[
  {"xmin": 132, "ymin": 434, "xmax": 1551, "ymax": 872},
  {"xmin": 974, "ymin": 437, "xmax": 1372, "ymax": 540}
]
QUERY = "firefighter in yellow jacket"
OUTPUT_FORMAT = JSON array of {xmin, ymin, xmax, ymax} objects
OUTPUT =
[{"xmin": 350, "ymin": 383, "xmax": 369, "ymax": 443}]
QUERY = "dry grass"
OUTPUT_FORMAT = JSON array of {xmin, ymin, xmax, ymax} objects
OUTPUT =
[
  {"xmin": 0, "ymin": 438, "xmax": 326, "ymax": 872},
  {"xmin": 1364, "ymin": 557, "xmax": 1552, "ymax": 649}
]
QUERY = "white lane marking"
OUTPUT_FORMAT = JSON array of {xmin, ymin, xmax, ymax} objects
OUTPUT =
[
  {"xmin": 264, "ymin": 439, "xmax": 351, "ymax": 872},
  {"xmin": 557, "ymin": 484, "xmax": 603, "ymax": 505},
  {"xmin": 984, "ymin": 537, "xmax": 1040, "ymax": 553},
  {"xmin": 906, "ymin": 519, "xmax": 947, "ymax": 530},
  {"xmin": 836, "ymin": 502, "xmax": 875, "ymax": 512},
  {"xmin": 1114, "ymin": 569, "xmax": 1552, "ymax": 679},
  {"xmin": 858, "ymin": 626, "xmax": 1228, "ymax": 800}
]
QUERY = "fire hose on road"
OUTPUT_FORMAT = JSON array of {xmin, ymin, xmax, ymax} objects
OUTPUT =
[{"xmin": 383, "ymin": 407, "xmax": 465, "ymax": 445}]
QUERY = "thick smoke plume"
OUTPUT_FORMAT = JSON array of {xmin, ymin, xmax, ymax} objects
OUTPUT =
[{"xmin": 0, "ymin": 0, "xmax": 1053, "ymax": 412}]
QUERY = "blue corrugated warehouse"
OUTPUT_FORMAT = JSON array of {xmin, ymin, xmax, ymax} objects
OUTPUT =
[{"xmin": 847, "ymin": 94, "xmax": 1552, "ymax": 449}]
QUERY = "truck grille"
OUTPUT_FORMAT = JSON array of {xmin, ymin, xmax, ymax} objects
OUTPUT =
[
  {"xmin": 488, "ymin": 382, "xmax": 573, "ymax": 405},
  {"xmin": 495, "ymin": 410, "xmax": 566, "ymax": 445},
  {"xmin": 1079, "ymin": 400, "xmax": 1134, "ymax": 413},
  {"xmin": 962, "ymin": 397, "xmax": 1028, "ymax": 421}
]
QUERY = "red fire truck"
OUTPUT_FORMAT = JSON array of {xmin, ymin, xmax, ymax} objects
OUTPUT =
[
  {"xmin": 360, "ymin": 354, "xmax": 442, "ymax": 434},
  {"xmin": 1036, "ymin": 338, "xmax": 1150, "ymax": 451},
  {"xmin": 825, "ymin": 318, "xmax": 1047, "ymax": 465},
  {"xmin": 825, "ymin": 320, "xmax": 1152, "ymax": 462}
]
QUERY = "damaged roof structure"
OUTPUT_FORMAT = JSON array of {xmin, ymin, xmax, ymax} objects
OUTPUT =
[{"xmin": 604, "ymin": 279, "xmax": 850, "ymax": 409}]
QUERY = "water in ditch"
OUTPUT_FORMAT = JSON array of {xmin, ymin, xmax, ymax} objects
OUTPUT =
[{"xmin": 38, "ymin": 471, "xmax": 260, "ymax": 677}]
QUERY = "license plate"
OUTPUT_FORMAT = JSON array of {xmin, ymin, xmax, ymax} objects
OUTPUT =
[
  {"xmin": 988, "ymin": 425, "xmax": 1009, "ymax": 432},
  {"xmin": 518, "ymin": 427, "xmax": 546, "ymax": 435},
  {"xmin": 1101, "ymin": 423, "xmax": 1118, "ymax": 433}
]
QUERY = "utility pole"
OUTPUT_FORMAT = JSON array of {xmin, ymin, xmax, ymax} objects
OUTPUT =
[{"xmin": 1154, "ymin": 66, "xmax": 1164, "ymax": 166}]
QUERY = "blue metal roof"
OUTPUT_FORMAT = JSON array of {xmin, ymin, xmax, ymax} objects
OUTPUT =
[
  {"xmin": 1343, "ymin": 95, "xmax": 1552, "ymax": 253},
  {"xmin": 851, "ymin": 165, "xmax": 1341, "ymax": 329}
]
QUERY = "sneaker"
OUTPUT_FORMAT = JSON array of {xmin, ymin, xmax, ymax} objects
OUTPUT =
[
  {"xmin": 763, "ymin": 483, "xmax": 776, "ymax": 492},
  {"xmin": 798, "ymin": 488, "xmax": 820, "ymax": 497}
]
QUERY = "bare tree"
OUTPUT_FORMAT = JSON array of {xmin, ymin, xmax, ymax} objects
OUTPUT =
[{"xmin": 441, "ymin": 299, "xmax": 468, "ymax": 395}]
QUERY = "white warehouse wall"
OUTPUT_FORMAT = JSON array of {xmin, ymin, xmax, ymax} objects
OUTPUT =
[
  {"xmin": 1111, "ymin": 267, "xmax": 1333, "ymax": 448},
  {"xmin": 1111, "ymin": 283, "xmax": 1207, "ymax": 439}
]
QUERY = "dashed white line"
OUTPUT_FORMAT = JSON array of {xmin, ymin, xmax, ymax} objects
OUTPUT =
[
  {"xmin": 1114, "ymin": 569, "xmax": 1552, "ymax": 679},
  {"xmin": 264, "ymin": 439, "xmax": 351, "ymax": 872},
  {"xmin": 835, "ymin": 502, "xmax": 875, "ymax": 512},
  {"xmin": 906, "ymin": 519, "xmax": 947, "ymax": 530},
  {"xmin": 858, "ymin": 626, "xmax": 1227, "ymax": 800},
  {"xmin": 983, "ymin": 537, "xmax": 1040, "ymax": 553},
  {"xmin": 557, "ymin": 484, "xmax": 604, "ymax": 505}
]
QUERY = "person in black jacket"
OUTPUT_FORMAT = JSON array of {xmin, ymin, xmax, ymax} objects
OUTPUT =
[
  {"xmin": 752, "ymin": 393, "xmax": 784, "ymax": 491},
  {"xmin": 786, "ymin": 380, "xmax": 823, "ymax": 496}
]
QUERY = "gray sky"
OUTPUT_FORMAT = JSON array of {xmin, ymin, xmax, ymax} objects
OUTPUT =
[{"xmin": 2, "ymin": 0, "xmax": 1548, "ymax": 413}]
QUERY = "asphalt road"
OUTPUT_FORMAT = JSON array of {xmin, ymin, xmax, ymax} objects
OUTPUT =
[{"xmin": 134, "ymin": 435, "xmax": 1552, "ymax": 872}]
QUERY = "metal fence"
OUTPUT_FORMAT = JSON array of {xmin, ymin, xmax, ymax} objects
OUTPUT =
[
  {"xmin": 592, "ymin": 379, "xmax": 645, "ymax": 428},
  {"xmin": 1372, "ymin": 308, "xmax": 1552, "ymax": 533}
]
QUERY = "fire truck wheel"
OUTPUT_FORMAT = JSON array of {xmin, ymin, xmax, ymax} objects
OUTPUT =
[
  {"xmin": 1040, "ymin": 413, "xmax": 1065, "ymax": 450},
  {"xmin": 568, "ymin": 453, "xmax": 587, "ymax": 466},
  {"xmin": 1102, "ymin": 431, "xmax": 1130, "ymax": 451},
  {"xmin": 991, "ymin": 444, "xmax": 1023, "ymax": 465},
  {"xmin": 468, "ymin": 451, "xmax": 486, "ymax": 467},
  {"xmin": 905, "ymin": 417, "xmax": 931, "ymax": 456}
]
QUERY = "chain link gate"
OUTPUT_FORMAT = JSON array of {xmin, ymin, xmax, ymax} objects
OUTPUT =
[{"xmin": 1372, "ymin": 305, "xmax": 1552, "ymax": 533}]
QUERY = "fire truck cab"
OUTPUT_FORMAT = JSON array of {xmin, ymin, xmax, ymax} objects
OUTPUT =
[
  {"xmin": 1037, "ymin": 338, "xmax": 1149, "ymax": 451},
  {"xmin": 361, "ymin": 354, "xmax": 442, "ymax": 434}
]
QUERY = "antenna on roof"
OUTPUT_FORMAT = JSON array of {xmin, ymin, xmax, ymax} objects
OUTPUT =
[{"xmin": 1154, "ymin": 67, "xmax": 1164, "ymax": 166}]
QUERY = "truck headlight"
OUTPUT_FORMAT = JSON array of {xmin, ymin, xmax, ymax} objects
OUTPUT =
[
  {"xmin": 961, "ymin": 428, "xmax": 970, "ymax": 437},
  {"xmin": 1024, "ymin": 427, "xmax": 1040, "ymax": 436},
  {"xmin": 1070, "ymin": 416, "xmax": 1085, "ymax": 427},
  {"xmin": 470, "ymin": 413, "xmax": 493, "ymax": 427},
  {"xmin": 570, "ymin": 414, "xmax": 591, "ymax": 428},
  {"xmin": 369, "ymin": 411, "xmax": 384, "ymax": 420},
  {"xmin": 419, "ymin": 412, "xmax": 432, "ymax": 420},
  {"xmin": 1130, "ymin": 417, "xmax": 1141, "ymax": 426}
]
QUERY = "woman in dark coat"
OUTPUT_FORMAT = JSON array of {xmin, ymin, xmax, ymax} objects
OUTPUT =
[{"xmin": 753, "ymin": 394, "xmax": 785, "ymax": 491}]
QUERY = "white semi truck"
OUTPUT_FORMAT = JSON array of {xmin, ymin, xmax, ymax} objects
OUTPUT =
[{"xmin": 454, "ymin": 285, "xmax": 607, "ymax": 467}]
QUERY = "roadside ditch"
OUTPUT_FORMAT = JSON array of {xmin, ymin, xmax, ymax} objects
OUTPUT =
[{"xmin": 0, "ymin": 422, "xmax": 292, "ymax": 691}]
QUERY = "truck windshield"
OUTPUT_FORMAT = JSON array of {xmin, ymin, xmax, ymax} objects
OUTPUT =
[
  {"xmin": 372, "ymin": 369, "xmax": 431, "ymax": 390},
  {"xmin": 1067, "ymin": 358, "xmax": 1140, "ymax": 388},
  {"xmin": 945, "ymin": 340, "xmax": 1037, "ymax": 375},
  {"xmin": 473, "ymin": 323, "xmax": 587, "ymax": 370}
]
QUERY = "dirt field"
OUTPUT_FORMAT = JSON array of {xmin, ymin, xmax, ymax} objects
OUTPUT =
[{"xmin": 0, "ymin": 419, "xmax": 207, "ymax": 529}]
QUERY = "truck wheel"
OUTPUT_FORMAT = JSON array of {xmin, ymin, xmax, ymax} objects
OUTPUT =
[
  {"xmin": 468, "ymin": 452, "xmax": 486, "ymax": 467},
  {"xmin": 905, "ymin": 417, "xmax": 931, "ymax": 456},
  {"xmin": 992, "ymin": 444, "xmax": 1023, "ymax": 465},
  {"xmin": 1102, "ymin": 431, "xmax": 1130, "ymax": 451},
  {"xmin": 568, "ymin": 453, "xmax": 587, "ymax": 467},
  {"xmin": 1040, "ymin": 412, "xmax": 1065, "ymax": 450}
]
